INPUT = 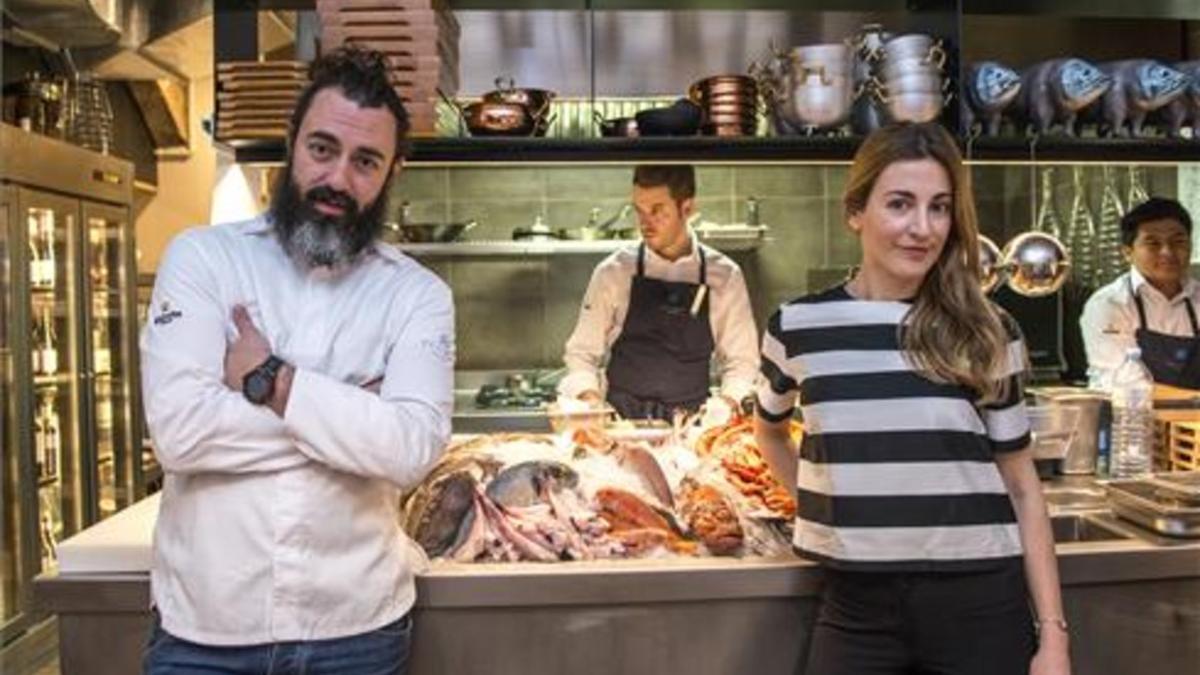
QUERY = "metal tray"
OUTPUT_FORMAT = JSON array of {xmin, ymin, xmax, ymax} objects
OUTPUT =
[
  {"xmin": 1145, "ymin": 472, "xmax": 1200, "ymax": 502},
  {"xmin": 1106, "ymin": 478, "xmax": 1200, "ymax": 538}
]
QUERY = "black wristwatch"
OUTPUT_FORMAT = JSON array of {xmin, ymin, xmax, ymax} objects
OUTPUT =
[{"xmin": 243, "ymin": 355, "xmax": 285, "ymax": 405}]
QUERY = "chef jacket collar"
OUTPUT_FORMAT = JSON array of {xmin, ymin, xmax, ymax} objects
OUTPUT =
[{"xmin": 1129, "ymin": 265, "xmax": 1199, "ymax": 305}]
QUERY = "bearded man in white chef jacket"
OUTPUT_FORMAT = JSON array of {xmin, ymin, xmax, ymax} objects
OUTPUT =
[
  {"xmin": 558, "ymin": 164, "xmax": 760, "ymax": 422},
  {"xmin": 139, "ymin": 47, "xmax": 453, "ymax": 675}
]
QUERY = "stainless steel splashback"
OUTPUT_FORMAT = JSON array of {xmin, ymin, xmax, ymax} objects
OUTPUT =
[{"xmin": 454, "ymin": 10, "xmax": 914, "ymax": 97}]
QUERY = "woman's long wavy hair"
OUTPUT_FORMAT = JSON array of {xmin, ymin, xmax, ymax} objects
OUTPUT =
[{"xmin": 843, "ymin": 122, "xmax": 1010, "ymax": 403}]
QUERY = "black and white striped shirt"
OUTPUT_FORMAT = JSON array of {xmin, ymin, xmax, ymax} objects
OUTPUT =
[{"xmin": 757, "ymin": 284, "xmax": 1031, "ymax": 572}]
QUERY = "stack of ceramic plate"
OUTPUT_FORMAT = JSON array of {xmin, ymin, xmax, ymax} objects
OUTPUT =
[
  {"xmin": 689, "ymin": 75, "xmax": 759, "ymax": 137},
  {"xmin": 317, "ymin": 0, "xmax": 460, "ymax": 135},
  {"xmin": 215, "ymin": 61, "xmax": 308, "ymax": 142}
]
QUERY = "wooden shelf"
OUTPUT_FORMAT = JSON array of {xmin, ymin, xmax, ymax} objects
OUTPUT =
[
  {"xmin": 228, "ymin": 134, "xmax": 1200, "ymax": 165},
  {"xmin": 392, "ymin": 229, "xmax": 767, "ymax": 256}
]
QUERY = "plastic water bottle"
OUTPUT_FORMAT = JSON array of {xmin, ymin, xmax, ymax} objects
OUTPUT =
[{"xmin": 1109, "ymin": 347, "xmax": 1154, "ymax": 478}]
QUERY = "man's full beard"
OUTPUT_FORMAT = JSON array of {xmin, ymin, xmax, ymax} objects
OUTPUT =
[{"xmin": 269, "ymin": 166, "xmax": 389, "ymax": 270}]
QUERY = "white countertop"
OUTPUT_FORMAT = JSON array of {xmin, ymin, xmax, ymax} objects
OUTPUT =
[{"xmin": 57, "ymin": 493, "xmax": 159, "ymax": 573}]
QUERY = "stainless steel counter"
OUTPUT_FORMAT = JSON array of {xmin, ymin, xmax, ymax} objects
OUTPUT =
[
  {"xmin": 452, "ymin": 391, "xmax": 550, "ymax": 433},
  {"xmin": 34, "ymin": 479, "xmax": 1200, "ymax": 675}
]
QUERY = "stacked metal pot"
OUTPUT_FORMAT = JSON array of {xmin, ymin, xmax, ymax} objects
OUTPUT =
[
  {"xmin": 870, "ymin": 34, "xmax": 950, "ymax": 124},
  {"xmin": 766, "ymin": 41, "xmax": 857, "ymax": 134},
  {"xmin": 689, "ymin": 75, "xmax": 759, "ymax": 136},
  {"xmin": 760, "ymin": 28, "xmax": 951, "ymax": 135}
]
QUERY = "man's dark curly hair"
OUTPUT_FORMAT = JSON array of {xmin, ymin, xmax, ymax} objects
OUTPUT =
[{"xmin": 287, "ymin": 46, "xmax": 411, "ymax": 160}]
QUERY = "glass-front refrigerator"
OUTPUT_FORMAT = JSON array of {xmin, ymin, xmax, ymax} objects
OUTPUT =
[
  {"xmin": 1, "ymin": 123, "xmax": 142, "ymax": 643},
  {"xmin": 82, "ymin": 203, "xmax": 139, "ymax": 520},
  {"xmin": 22, "ymin": 188, "xmax": 85, "ymax": 577},
  {"xmin": 1, "ymin": 185, "xmax": 26, "ymax": 636}
]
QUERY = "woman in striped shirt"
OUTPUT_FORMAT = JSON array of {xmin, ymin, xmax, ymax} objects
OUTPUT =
[{"xmin": 755, "ymin": 122, "xmax": 1070, "ymax": 675}]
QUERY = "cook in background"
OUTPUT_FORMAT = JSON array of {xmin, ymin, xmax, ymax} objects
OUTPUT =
[
  {"xmin": 558, "ymin": 164, "xmax": 759, "ymax": 422},
  {"xmin": 1080, "ymin": 197, "xmax": 1199, "ymax": 390},
  {"xmin": 140, "ymin": 47, "xmax": 453, "ymax": 675},
  {"xmin": 755, "ymin": 123, "xmax": 1070, "ymax": 675}
]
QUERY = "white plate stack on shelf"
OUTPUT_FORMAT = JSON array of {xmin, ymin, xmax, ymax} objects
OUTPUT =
[
  {"xmin": 316, "ymin": 0, "xmax": 460, "ymax": 135},
  {"xmin": 215, "ymin": 61, "xmax": 309, "ymax": 143}
]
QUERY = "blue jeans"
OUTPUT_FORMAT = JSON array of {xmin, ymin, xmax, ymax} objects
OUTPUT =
[{"xmin": 142, "ymin": 611, "xmax": 412, "ymax": 675}]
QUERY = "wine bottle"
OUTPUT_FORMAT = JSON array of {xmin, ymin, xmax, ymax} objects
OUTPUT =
[
  {"xmin": 34, "ymin": 402, "xmax": 48, "ymax": 478},
  {"xmin": 34, "ymin": 306, "xmax": 58, "ymax": 376},
  {"xmin": 93, "ymin": 324, "xmax": 111, "ymax": 374},
  {"xmin": 45, "ymin": 401, "xmax": 60, "ymax": 478},
  {"xmin": 28, "ymin": 210, "xmax": 56, "ymax": 289}
]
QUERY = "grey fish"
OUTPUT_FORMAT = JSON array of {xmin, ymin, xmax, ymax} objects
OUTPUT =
[
  {"xmin": 485, "ymin": 461, "xmax": 579, "ymax": 508},
  {"xmin": 409, "ymin": 471, "xmax": 478, "ymax": 557}
]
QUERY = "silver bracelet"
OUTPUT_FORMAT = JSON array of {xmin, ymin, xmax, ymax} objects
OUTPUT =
[{"xmin": 1034, "ymin": 617, "xmax": 1069, "ymax": 634}]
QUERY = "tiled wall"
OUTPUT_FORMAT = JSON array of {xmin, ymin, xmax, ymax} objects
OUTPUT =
[{"xmin": 390, "ymin": 163, "xmax": 1180, "ymax": 371}]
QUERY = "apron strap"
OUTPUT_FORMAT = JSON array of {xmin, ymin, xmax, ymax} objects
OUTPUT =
[
  {"xmin": 1129, "ymin": 276, "xmax": 1151, "ymax": 330},
  {"xmin": 698, "ymin": 245, "xmax": 707, "ymax": 285},
  {"xmin": 1128, "ymin": 275, "xmax": 1199, "ymax": 336},
  {"xmin": 636, "ymin": 243, "xmax": 646, "ymax": 278}
]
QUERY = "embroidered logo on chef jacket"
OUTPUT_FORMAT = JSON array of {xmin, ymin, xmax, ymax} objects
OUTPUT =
[
  {"xmin": 153, "ymin": 301, "xmax": 183, "ymax": 326},
  {"xmin": 422, "ymin": 333, "xmax": 455, "ymax": 364}
]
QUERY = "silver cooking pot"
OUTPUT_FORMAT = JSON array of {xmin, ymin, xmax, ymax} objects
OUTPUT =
[
  {"xmin": 876, "ymin": 88, "xmax": 948, "ymax": 123},
  {"xmin": 882, "ymin": 34, "xmax": 946, "ymax": 66},
  {"xmin": 879, "ymin": 55, "xmax": 945, "ymax": 81},
  {"xmin": 789, "ymin": 42, "xmax": 854, "ymax": 67},
  {"xmin": 877, "ymin": 71, "xmax": 949, "ymax": 95},
  {"xmin": 783, "ymin": 68, "xmax": 856, "ymax": 128},
  {"xmin": 1000, "ymin": 231, "xmax": 1071, "ymax": 297}
]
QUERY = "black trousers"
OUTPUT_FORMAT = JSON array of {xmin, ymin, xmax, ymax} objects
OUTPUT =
[{"xmin": 805, "ymin": 561, "xmax": 1037, "ymax": 675}]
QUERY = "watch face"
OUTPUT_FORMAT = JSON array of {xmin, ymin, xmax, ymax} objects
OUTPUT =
[{"xmin": 244, "ymin": 372, "xmax": 273, "ymax": 404}]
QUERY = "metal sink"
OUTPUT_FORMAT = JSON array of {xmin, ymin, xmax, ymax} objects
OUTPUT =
[
  {"xmin": 1043, "ymin": 488, "xmax": 1109, "ymax": 511},
  {"xmin": 1050, "ymin": 513, "xmax": 1134, "ymax": 543}
]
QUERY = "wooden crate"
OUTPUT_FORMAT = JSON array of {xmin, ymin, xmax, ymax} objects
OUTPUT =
[{"xmin": 1165, "ymin": 421, "xmax": 1200, "ymax": 471}]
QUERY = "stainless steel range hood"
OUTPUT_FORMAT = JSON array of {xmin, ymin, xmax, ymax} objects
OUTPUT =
[
  {"xmin": 3, "ymin": 0, "xmax": 121, "ymax": 48},
  {"xmin": 5, "ymin": 0, "xmax": 214, "ymax": 154}
]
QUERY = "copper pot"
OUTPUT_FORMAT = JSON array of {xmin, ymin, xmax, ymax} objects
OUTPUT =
[
  {"xmin": 701, "ymin": 122, "xmax": 756, "ymax": 137},
  {"xmin": 705, "ymin": 102, "xmax": 758, "ymax": 115},
  {"xmin": 705, "ymin": 112, "xmax": 757, "ymax": 125},
  {"xmin": 481, "ymin": 76, "xmax": 556, "ymax": 119},
  {"xmin": 690, "ymin": 75, "xmax": 758, "ymax": 101},
  {"xmin": 699, "ymin": 92, "xmax": 759, "ymax": 105},
  {"xmin": 462, "ymin": 100, "xmax": 537, "ymax": 136}
]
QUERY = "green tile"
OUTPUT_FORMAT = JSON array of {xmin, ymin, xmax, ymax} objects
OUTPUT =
[
  {"xmin": 449, "ymin": 167, "xmax": 545, "ymax": 200},
  {"xmin": 395, "ymin": 200, "xmax": 448, "ymax": 224},
  {"xmin": 544, "ymin": 167, "xmax": 636, "ymax": 201},
  {"xmin": 744, "ymin": 196, "xmax": 827, "ymax": 315},
  {"xmin": 826, "ymin": 197, "xmax": 860, "ymax": 267},
  {"xmin": 971, "ymin": 166, "xmax": 1006, "ymax": 196},
  {"xmin": 824, "ymin": 166, "xmax": 848, "ymax": 201},
  {"xmin": 546, "ymin": 199, "xmax": 632, "ymax": 237},
  {"xmin": 391, "ymin": 167, "xmax": 448, "ymax": 201},
  {"xmin": 694, "ymin": 197, "xmax": 734, "ymax": 225},
  {"xmin": 1146, "ymin": 166, "xmax": 1178, "ymax": 198},
  {"xmin": 734, "ymin": 166, "xmax": 824, "ymax": 198},
  {"xmin": 452, "ymin": 260, "xmax": 549, "ymax": 370},
  {"xmin": 696, "ymin": 166, "xmax": 734, "ymax": 199},
  {"xmin": 544, "ymin": 254, "xmax": 610, "ymax": 364},
  {"xmin": 449, "ymin": 199, "xmax": 543, "ymax": 241}
]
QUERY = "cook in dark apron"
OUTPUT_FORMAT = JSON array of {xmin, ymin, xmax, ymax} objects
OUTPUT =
[
  {"xmin": 1129, "ymin": 276, "xmax": 1200, "ymax": 389},
  {"xmin": 604, "ymin": 244, "xmax": 715, "ymax": 420}
]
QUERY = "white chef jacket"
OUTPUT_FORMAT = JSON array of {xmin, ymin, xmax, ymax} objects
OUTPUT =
[
  {"xmin": 559, "ymin": 233, "xmax": 760, "ymax": 402},
  {"xmin": 1080, "ymin": 267, "xmax": 1200, "ymax": 389},
  {"xmin": 140, "ymin": 214, "xmax": 454, "ymax": 645}
]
